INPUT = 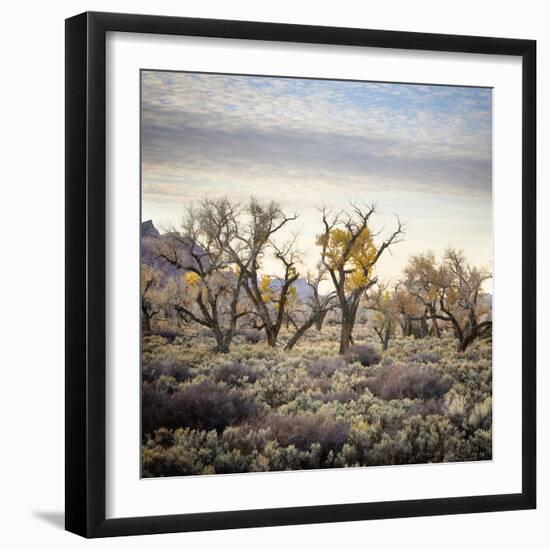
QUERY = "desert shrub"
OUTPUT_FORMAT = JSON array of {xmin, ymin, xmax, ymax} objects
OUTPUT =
[
  {"xmin": 214, "ymin": 361, "xmax": 259, "ymax": 385},
  {"xmin": 156, "ymin": 374, "xmax": 181, "ymax": 395},
  {"xmin": 264, "ymin": 412, "xmax": 349, "ymax": 456},
  {"xmin": 410, "ymin": 351, "xmax": 441, "ymax": 364},
  {"xmin": 220, "ymin": 425, "xmax": 269, "ymax": 455},
  {"xmin": 153, "ymin": 427, "xmax": 175, "ymax": 448},
  {"xmin": 467, "ymin": 397, "xmax": 492, "ymax": 431},
  {"xmin": 142, "ymin": 382, "xmax": 171, "ymax": 436},
  {"xmin": 396, "ymin": 415, "xmax": 457, "ymax": 463},
  {"xmin": 144, "ymin": 328, "xmax": 183, "ymax": 342},
  {"xmin": 141, "ymin": 322, "xmax": 492, "ymax": 475},
  {"xmin": 234, "ymin": 329, "xmax": 263, "ymax": 344},
  {"xmin": 142, "ymin": 380, "xmax": 260, "ymax": 434},
  {"xmin": 407, "ymin": 398, "xmax": 445, "ymax": 418},
  {"xmin": 143, "ymin": 358, "xmax": 194, "ymax": 382},
  {"xmin": 464, "ymin": 349, "xmax": 480, "ymax": 361},
  {"xmin": 308, "ymin": 377, "xmax": 333, "ymax": 393},
  {"xmin": 213, "ymin": 449, "xmax": 251, "ymax": 474},
  {"xmin": 307, "ymin": 357, "xmax": 346, "ymax": 378},
  {"xmin": 261, "ymin": 440, "xmax": 305, "ymax": 471},
  {"xmin": 142, "ymin": 445, "xmax": 194, "ymax": 477},
  {"xmin": 346, "ymin": 344, "xmax": 381, "ymax": 367},
  {"xmin": 169, "ymin": 380, "xmax": 260, "ymax": 431},
  {"xmin": 445, "ymin": 391, "xmax": 467, "ymax": 425},
  {"xmin": 142, "ymin": 334, "xmax": 170, "ymax": 353},
  {"xmin": 319, "ymin": 389, "xmax": 357, "ymax": 403},
  {"xmin": 142, "ymin": 428, "xmax": 220, "ymax": 477},
  {"xmin": 365, "ymin": 364, "xmax": 452, "ymax": 401},
  {"xmin": 456, "ymin": 429, "xmax": 492, "ymax": 461}
]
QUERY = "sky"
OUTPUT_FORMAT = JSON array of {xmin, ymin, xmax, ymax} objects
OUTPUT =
[{"xmin": 141, "ymin": 70, "xmax": 492, "ymax": 287}]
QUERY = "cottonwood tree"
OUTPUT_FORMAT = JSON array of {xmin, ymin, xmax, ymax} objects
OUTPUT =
[
  {"xmin": 259, "ymin": 276, "xmax": 301, "ymax": 330},
  {"xmin": 403, "ymin": 251, "xmax": 444, "ymax": 337},
  {"xmin": 155, "ymin": 199, "xmax": 248, "ymax": 353},
  {"xmin": 366, "ymin": 284, "xmax": 398, "ymax": 351},
  {"xmin": 216, "ymin": 197, "xmax": 300, "ymax": 347},
  {"xmin": 405, "ymin": 249, "xmax": 492, "ymax": 352},
  {"xmin": 317, "ymin": 204, "xmax": 404, "ymax": 354},
  {"xmin": 392, "ymin": 282, "xmax": 425, "ymax": 338},
  {"xmin": 441, "ymin": 248, "xmax": 492, "ymax": 351},
  {"xmin": 308, "ymin": 266, "xmax": 333, "ymax": 332},
  {"xmin": 141, "ymin": 263, "xmax": 165, "ymax": 332}
]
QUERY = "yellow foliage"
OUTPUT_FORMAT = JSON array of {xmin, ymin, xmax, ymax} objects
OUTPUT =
[
  {"xmin": 316, "ymin": 227, "xmax": 378, "ymax": 290},
  {"xmin": 184, "ymin": 271, "xmax": 201, "ymax": 286},
  {"xmin": 259, "ymin": 275, "xmax": 274, "ymax": 303},
  {"xmin": 287, "ymin": 286, "xmax": 298, "ymax": 303}
]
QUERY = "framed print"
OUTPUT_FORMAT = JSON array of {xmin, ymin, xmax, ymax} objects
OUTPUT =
[{"xmin": 65, "ymin": 11, "xmax": 536, "ymax": 538}]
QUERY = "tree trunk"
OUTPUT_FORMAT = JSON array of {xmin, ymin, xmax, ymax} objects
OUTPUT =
[
  {"xmin": 339, "ymin": 318, "xmax": 354, "ymax": 354},
  {"xmin": 399, "ymin": 316, "xmax": 410, "ymax": 337},
  {"xmin": 213, "ymin": 327, "xmax": 230, "ymax": 353},
  {"xmin": 374, "ymin": 327, "xmax": 389, "ymax": 351},
  {"xmin": 285, "ymin": 318, "xmax": 316, "ymax": 350},
  {"xmin": 457, "ymin": 332, "xmax": 474, "ymax": 353},
  {"xmin": 384, "ymin": 323, "xmax": 392, "ymax": 350},
  {"xmin": 456, "ymin": 322, "xmax": 491, "ymax": 352},
  {"xmin": 215, "ymin": 341, "xmax": 230, "ymax": 353},
  {"xmin": 315, "ymin": 311, "xmax": 328, "ymax": 331},
  {"xmin": 142, "ymin": 311, "xmax": 152, "ymax": 332},
  {"xmin": 265, "ymin": 327, "xmax": 278, "ymax": 348},
  {"xmin": 430, "ymin": 316, "xmax": 440, "ymax": 338},
  {"xmin": 456, "ymin": 325, "xmax": 479, "ymax": 353},
  {"xmin": 419, "ymin": 316, "xmax": 429, "ymax": 338}
]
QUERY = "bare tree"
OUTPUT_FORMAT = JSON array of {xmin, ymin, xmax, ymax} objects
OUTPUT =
[
  {"xmin": 440, "ymin": 248, "xmax": 492, "ymax": 351},
  {"xmin": 141, "ymin": 263, "xmax": 164, "ymax": 332},
  {"xmin": 217, "ymin": 197, "xmax": 300, "ymax": 347},
  {"xmin": 156, "ymin": 198, "xmax": 249, "ymax": 353},
  {"xmin": 405, "ymin": 249, "xmax": 492, "ymax": 352},
  {"xmin": 403, "ymin": 251, "xmax": 444, "ymax": 338},
  {"xmin": 366, "ymin": 283, "xmax": 397, "ymax": 351},
  {"xmin": 284, "ymin": 268, "xmax": 337, "ymax": 350},
  {"xmin": 317, "ymin": 204, "xmax": 404, "ymax": 354},
  {"xmin": 392, "ymin": 282, "xmax": 425, "ymax": 337},
  {"xmin": 307, "ymin": 266, "xmax": 332, "ymax": 332}
]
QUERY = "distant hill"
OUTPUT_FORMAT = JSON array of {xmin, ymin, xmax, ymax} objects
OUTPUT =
[
  {"xmin": 141, "ymin": 220, "xmax": 203, "ymax": 280},
  {"xmin": 270, "ymin": 277, "xmax": 313, "ymax": 302},
  {"xmin": 142, "ymin": 221, "xmax": 316, "ymax": 303}
]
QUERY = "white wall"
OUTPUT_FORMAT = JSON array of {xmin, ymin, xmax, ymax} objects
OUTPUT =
[{"xmin": 0, "ymin": 1, "xmax": 546, "ymax": 548}]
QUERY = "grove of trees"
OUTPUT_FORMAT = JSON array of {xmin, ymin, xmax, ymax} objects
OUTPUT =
[{"xmin": 142, "ymin": 196, "xmax": 492, "ymax": 354}]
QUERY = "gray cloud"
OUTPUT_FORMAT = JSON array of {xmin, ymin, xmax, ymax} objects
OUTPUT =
[{"xmin": 142, "ymin": 111, "xmax": 491, "ymax": 197}]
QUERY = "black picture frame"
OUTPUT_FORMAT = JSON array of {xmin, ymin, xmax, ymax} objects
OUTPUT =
[{"xmin": 65, "ymin": 11, "xmax": 536, "ymax": 538}]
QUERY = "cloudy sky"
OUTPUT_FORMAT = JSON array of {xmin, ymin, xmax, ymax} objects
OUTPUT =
[{"xmin": 141, "ymin": 70, "xmax": 492, "ymax": 284}]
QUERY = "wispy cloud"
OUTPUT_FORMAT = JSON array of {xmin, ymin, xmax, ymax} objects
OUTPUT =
[{"xmin": 141, "ymin": 71, "xmax": 492, "ymax": 281}]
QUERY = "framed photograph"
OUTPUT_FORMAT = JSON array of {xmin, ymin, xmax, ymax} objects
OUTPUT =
[{"xmin": 65, "ymin": 11, "xmax": 536, "ymax": 538}]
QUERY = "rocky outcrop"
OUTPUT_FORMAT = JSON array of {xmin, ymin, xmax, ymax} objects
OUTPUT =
[{"xmin": 141, "ymin": 220, "xmax": 203, "ymax": 280}]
